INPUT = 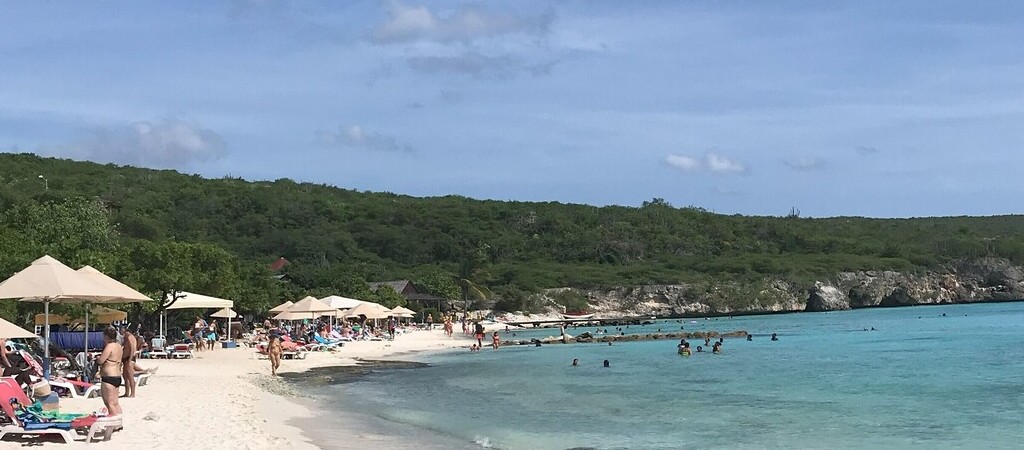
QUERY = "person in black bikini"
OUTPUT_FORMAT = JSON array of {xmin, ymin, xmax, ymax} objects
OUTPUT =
[{"xmin": 96, "ymin": 327, "xmax": 123, "ymax": 416}]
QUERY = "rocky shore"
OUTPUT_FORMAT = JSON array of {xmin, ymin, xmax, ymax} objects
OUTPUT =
[{"xmin": 538, "ymin": 257, "xmax": 1024, "ymax": 317}]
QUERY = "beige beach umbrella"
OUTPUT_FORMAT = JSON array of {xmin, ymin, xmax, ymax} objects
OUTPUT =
[
  {"xmin": 0, "ymin": 255, "xmax": 126, "ymax": 375},
  {"xmin": 346, "ymin": 302, "xmax": 391, "ymax": 320},
  {"xmin": 272, "ymin": 310, "xmax": 307, "ymax": 321},
  {"xmin": 76, "ymin": 265, "xmax": 152, "ymax": 355},
  {"xmin": 210, "ymin": 307, "xmax": 239, "ymax": 319},
  {"xmin": 211, "ymin": 307, "xmax": 241, "ymax": 340},
  {"xmin": 268, "ymin": 301, "xmax": 294, "ymax": 313},
  {"xmin": 389, "ymin": 306, "xmax": 416, "ymax": 316},
  {"xmin": 0, "ymin": 317, "xmax": 36, "ymax": 339},
  {"xmin": 287, "ymin": 296, "xmax": 335, "ymax": 320}
]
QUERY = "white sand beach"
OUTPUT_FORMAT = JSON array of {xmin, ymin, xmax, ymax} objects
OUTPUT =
[{"xmin": 3, "ymin": 330, "xmax": 471, "ymax": 449}]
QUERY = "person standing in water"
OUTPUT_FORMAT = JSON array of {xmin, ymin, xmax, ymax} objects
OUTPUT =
[
  {"xmin": 474, "ymin": 321, "xmax": 485, "ymax": 347},
  {"xmin": 96, "ymin": 327, "xmax": 123, "ymax": 416},
  {"xmin": 491, "ymin": 331, "xmax": 500, "ymax": 349}
]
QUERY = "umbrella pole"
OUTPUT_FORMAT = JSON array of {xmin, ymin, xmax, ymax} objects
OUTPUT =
[
  {"xmin": 43, "ymin": 299, "xmax": 51, "ymax": 379},
  {"xmin": 84, "ymin": 303, "xmax": 91, "ymax": 382}
]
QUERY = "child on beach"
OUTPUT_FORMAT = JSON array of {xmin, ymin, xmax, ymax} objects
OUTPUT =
[{"xmin": 491, "ymin": 331, "xmax": 500, "ymax": 349}]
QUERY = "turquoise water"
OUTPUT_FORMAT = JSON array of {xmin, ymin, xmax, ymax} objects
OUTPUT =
[{"xmin": 305, "ymin": 303, "xmax": 1024, "ymax": 449}]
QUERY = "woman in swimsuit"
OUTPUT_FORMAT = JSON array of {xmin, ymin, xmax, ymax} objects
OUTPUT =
[
  {"xmin": 96, "ymin": 327, "xmax": 123, "ymax": 416},
  {"xmin": 491, "ymin": 331, "xmax": 500, "ymax": 350},
  {"xmin": 267, "ymin": 334, "xmax": 283, "ymax": 376}
]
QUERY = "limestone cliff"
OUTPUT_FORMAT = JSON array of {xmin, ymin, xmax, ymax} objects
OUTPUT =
[{"xmin": 537, "ymin": 258, "xmax": 1024, "ymax": 317}]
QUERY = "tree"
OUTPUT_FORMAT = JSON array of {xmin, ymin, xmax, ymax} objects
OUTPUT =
[
  {"xmin": 371, "ymin": 286, "xmax": 407, "ymax": 309},
  {"xmin": 415, "ymin": 269, "xmax": 460, "ymax": 302},
  {"xmin": 122, "ymin": 240, "xmax": 241, "ymax": 329}
]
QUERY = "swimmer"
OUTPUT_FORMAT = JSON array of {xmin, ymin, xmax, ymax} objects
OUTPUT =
[
  {"xmin": 696, "ymin": 346, "xmax": 703, "ymax": 353},
  {"xmin": 603, "ymin": 360, "xmax": 610, "ymax": 368},
  {"xmin": 608, "ymin": 342, "xmax": 613, "ymax": 346},
  {"xmin": 712, "ymin": 342, "xmax": 722, "ymax": 354},
  {"xmin": 571, "ymin": 358, "xmax": 579, "ymax": 367},
  {"xmin": 746, "ymin": 334, "xmax": 752, "ymax": 341},
  {"xmin": 771, "ymin": 333, "xmax": 778, "ymax": 341}
]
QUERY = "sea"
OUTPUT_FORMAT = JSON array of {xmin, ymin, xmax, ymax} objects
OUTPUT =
[{"xmin": 287, "ymin": 302, "xmax": 1024, "ymax": 450}]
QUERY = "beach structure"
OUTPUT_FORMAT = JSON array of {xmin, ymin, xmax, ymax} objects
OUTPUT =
[
  {"xmin": 368, "ymin": 280, "xmax": 447, "ymax": 311},
  {"xmin": 72, "ymin": 305, "xmax": 128, "ymax": 325},
  {"xmin": 0, "ymin": 256, "xmax": 148, "ymax": 377}
]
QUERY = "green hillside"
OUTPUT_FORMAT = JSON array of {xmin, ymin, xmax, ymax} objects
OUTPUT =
[{"xmin": 2, "ymin": 152, "xmax": 1024, "ymax": 322}]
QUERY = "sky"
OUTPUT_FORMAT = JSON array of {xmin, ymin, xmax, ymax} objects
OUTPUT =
[{"xmin": 3, "ymin": 1, "xmax": 1024, "ymax": 218}]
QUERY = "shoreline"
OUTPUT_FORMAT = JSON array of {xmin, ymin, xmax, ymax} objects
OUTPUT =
[{"xmin": 24, "ymin": 330, "xmax": 470, "ymax": 449}]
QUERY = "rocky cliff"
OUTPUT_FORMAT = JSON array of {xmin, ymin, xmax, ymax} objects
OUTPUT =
[{"xmin": 541, "ymin": 258, "xmax": 1024, "ymax": 317}]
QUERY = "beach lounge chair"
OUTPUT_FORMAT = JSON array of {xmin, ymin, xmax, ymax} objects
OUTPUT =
[
  {"xmin": 169, "ymin": 343, "xmax": 194, "ymax": 359},
  {"xmin": 0, "ymin": 378, "xmax": 76, "ymax": 444},
  {"xmin": 313, "ymin": 334, "xmax": 344, "ymax": 349},
  {"xmin": 47, "ymin": 378, "xmax": 100, "ymax": 399},
  {"xmin": 0, "ymin": 377, "xmax": 121, "ymax": 444},
  {"xmin": 82, "ymin": 416, "xmax": 121, "ymax": 443},
  {"xmin": 144, "ymin": 338, "xmax": 169, "ymax": 359},
  {"xmin": 281, "ymin": 351, "xmax": 306, "ymax": 360}
]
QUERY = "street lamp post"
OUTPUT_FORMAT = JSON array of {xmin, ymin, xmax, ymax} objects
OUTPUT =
[{"xmin": 38, "ymin": 175, "xmax": 48, "ymax": 191}]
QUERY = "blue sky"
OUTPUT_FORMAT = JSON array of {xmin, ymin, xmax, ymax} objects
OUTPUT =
[{"xmin": 3, "ymin": 1, "xmax": 1024, "ymax": 218}]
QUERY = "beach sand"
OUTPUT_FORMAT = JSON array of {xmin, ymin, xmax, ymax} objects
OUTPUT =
[{"xmin": 3, "ymin": 330, "xmax": 471, "ymax": 449}]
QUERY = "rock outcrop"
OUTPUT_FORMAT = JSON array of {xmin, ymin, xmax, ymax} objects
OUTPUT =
[
  {"xmin": 532, "ymin": 258, "xmax": 1024, "ymax": 317},
  {"xmin": 804, "ymin": 283, "xmax": 850, "ymax": 311}
]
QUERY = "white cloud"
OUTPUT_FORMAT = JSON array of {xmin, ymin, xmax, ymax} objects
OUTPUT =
[
  {"xmin": 705, "ymin": 152, "xmax": 746, "ymax": 173},
  {"xmin": 315, "ymin": 125, "xmax": 413, "ymax": 153},
  {"xmin": 665, "ymin": 154, "xmax": 701, "ymax": 171},
  {"xmin": 783, "ymin": 156, "xmax": 825, "ymax": 171},
  {"xmin": 372, "ymin": 2, "xmax": 551, "ymax": 44},
  {"xmin": 665, "ymin": 152, "xmax": 746, "ymax": 175},
  {"xmin": 38, "ymin": 118, "xmax": 226, "ymax": 168}
]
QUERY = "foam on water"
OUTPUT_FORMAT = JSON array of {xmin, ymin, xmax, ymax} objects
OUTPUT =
[{"xmin": 305, "ymin": 303, "xmax": 1024, "ymax": 450}]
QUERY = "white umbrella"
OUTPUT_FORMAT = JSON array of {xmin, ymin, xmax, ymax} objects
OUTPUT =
[
  {"xmin": 319, "ymin": 295, "xmax": 365, "ymax": 310},
  {"xmin": 162, "ymin": 291, "xmax": 233, "ymax": 343},
  {"xmin": 0, "ymin": 256, "xmax": 124, "ymax": 377},
  {"xmin": 77, "ymin": 265, "xmax": 151, "ymax": 358},
  {"xmin": 0, "ymin": 317, "xmax": 36, "ymax": 339}
]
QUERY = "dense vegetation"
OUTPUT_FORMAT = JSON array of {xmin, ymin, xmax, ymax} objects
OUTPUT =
[{"xmin": 3, "ymin": 153, "xmax": 1024, "ymax": 324}]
